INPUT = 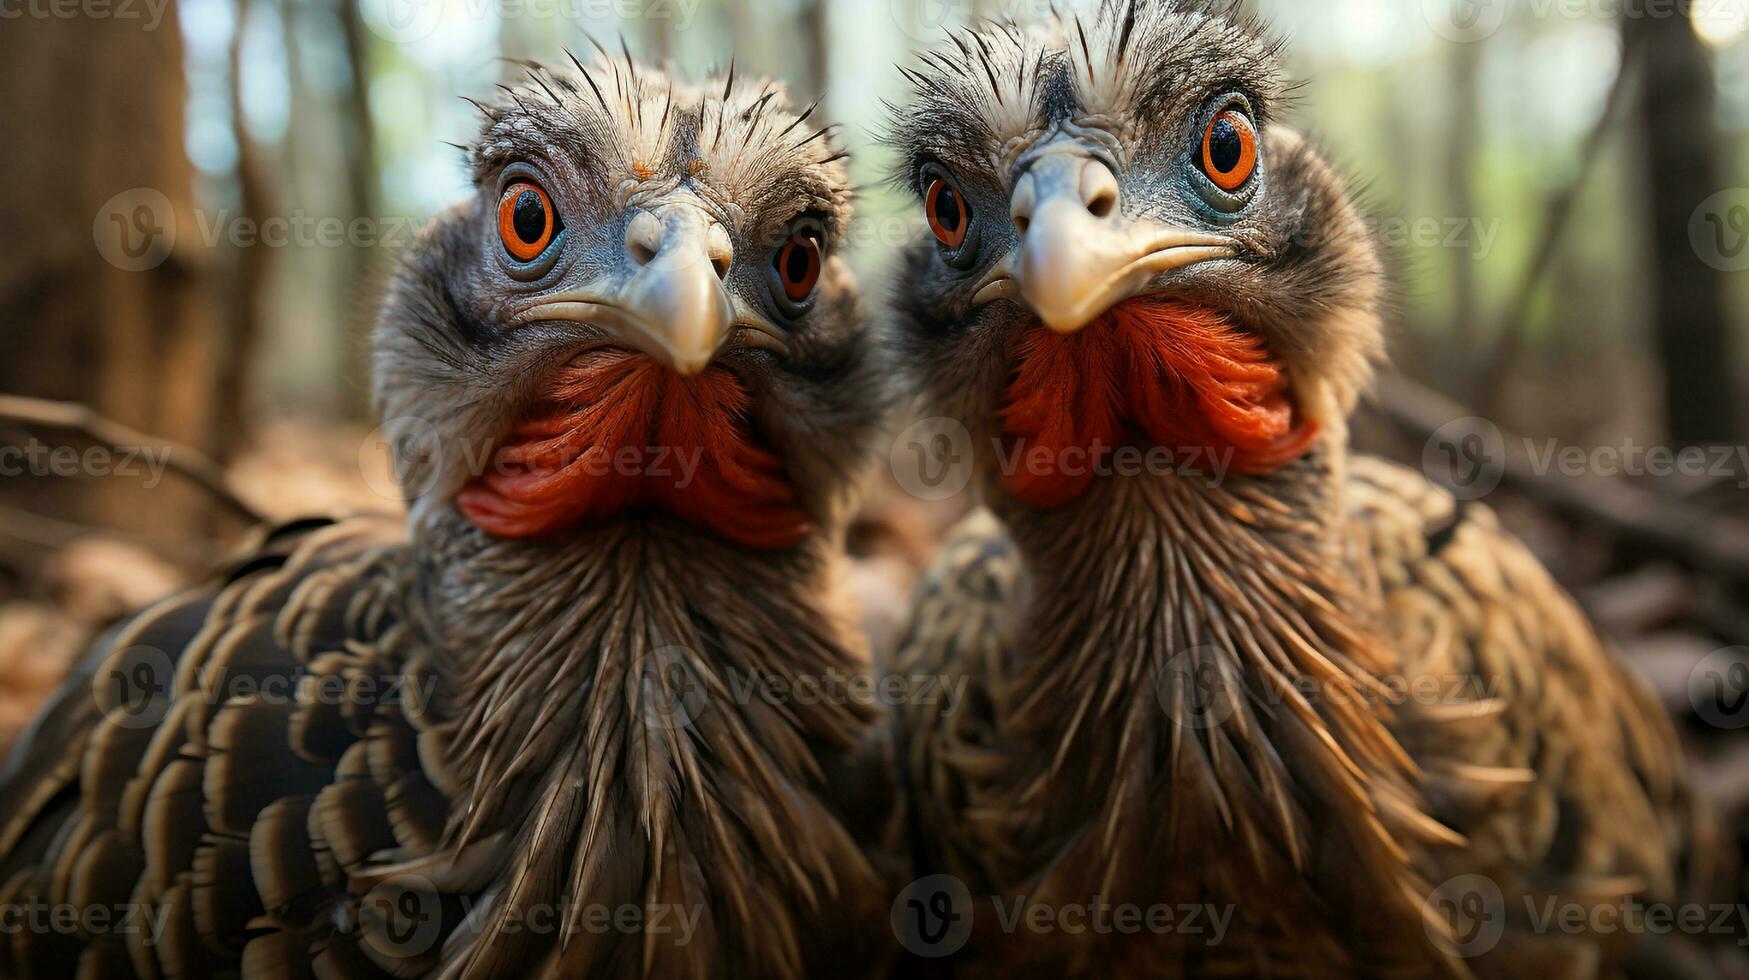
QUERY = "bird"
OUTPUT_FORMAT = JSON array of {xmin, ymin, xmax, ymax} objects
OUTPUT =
[
  {"xmin": 0, "ymin": 52, "xmax": 907, "ymax": 980},
  {"xmin": 884, "ymin": 2, "xmax": 1721, "ymax": 977}
]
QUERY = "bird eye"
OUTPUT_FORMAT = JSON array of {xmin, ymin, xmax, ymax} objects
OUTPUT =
[
  {"xmin": 1200, "ymin": 109, "xmax": 1258, "ymax": 192},
  {"xmin": 774, "ymin": 233, "xmax": 823, "ymax": 302},
  {"xmin": 497, "ymin": 181, "xmax": 558, "ymax": 262},
  {"xmin": 926, "ymin": 178, "xmax": 970, "ymax": 248}
]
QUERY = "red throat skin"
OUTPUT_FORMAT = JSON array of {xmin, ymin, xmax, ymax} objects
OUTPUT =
[
  {"xmin": 1000, "ymin": 297, "xmax": 1319, "ymax": 509},
  {"xmin": 456, "ymin": 349, "xmax": 812, "ymax": 550}
]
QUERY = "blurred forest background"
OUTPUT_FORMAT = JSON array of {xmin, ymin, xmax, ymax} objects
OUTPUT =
[{"xmin": 1, "ymin": 0, "xmax": 1748, "ymax": 814}]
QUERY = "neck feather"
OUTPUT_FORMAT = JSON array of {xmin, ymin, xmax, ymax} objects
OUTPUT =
[
  {"xmin": 990, "ymin": 457, "xmax": 1454, "ymax": 967},
  {"xmin": 406, "ymin": 515, "xmax": 880, "ymax": 978}
]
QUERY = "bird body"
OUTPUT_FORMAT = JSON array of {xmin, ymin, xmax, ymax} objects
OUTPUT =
[
  {"xmin": 886, "ymin": 3, "xmax": 1711, "ymax": 976},
  {"xmin": 899, "ymin": 458, "xmax": 1699, "ymax": 977},
  {"xmin": 1, "ymin": 514, "xmax": 899, "ymax": 980},
  {"xmin": 1, "ymin": 54, "xmax": 903, "ymax": 980}
]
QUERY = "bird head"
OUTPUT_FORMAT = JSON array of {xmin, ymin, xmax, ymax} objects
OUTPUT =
[
  {"xmin": 888, "ymin": 1, "xmax": 1384, "ymax": 508},
  {"xmin": 374, "ymin": 54, "xmax": 880, "ymax": 550}
]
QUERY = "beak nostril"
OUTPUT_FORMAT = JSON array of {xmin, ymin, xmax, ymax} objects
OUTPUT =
[
  {"xmin": 626, "ymin": 211, "xmax": 664, "ymax": 267},
  {"xmin": 1077, "ymin": 159, "xmax": 1119, "ymax": 220},
  {"xmin": 1014, "ymin": 214, "xmax": 1031, "ymax": 236},
  {"xmin": 1080, "ymin": 160, "xmax": 1121, "ymax": 220},
  {"xmin": 711, "ymin": 256, "xmax": 731, "ymax": 281}
]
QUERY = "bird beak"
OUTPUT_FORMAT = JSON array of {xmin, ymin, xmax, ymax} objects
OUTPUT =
[
  {"xmin": 512, "ymin": 203, "xmax": 785, "ymax": 375},
  {"xmin": 1004, "ymin": 150, "xmax": 1236, "ymax": 335},
  {"xmin": 615, "ymin": 207, "xmax": 736, "ymax": 375}
]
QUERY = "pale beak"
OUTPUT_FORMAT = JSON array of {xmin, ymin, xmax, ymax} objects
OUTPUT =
[
  {"xmin": 1006, "ymin": 151, "xmax": 1235, "ymax": 334},
  {"xmin": 511, "ymin": 204, "xmax": 786, "ymax": 374}
]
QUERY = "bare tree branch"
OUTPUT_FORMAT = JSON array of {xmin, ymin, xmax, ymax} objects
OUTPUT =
[
  {"xmin": 0, "ymin": 395, "xmax": 265, "ymax": 526},
  {"xmin": 1374, "ymin": 373, "xmax": 1749, "ymax": 587}
]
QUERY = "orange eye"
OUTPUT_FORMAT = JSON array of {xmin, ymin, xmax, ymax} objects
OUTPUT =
[
  {"xmin": 775, "ymin": 234, "xmax": 822, "ymax": 302},
  {"xmin": 497, "ymin": 181, "xmax": 557, "ymax": 262},
  {"xmin": 926, "ymin": 178, "xmax": 969, "ymax": 248},
  {"xmin": 1201, "ymin": 109, "xmax": 1258, "ymax": 192}
]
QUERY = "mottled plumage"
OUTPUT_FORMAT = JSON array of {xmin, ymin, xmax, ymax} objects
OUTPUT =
[
  {"xmin": 0, "ymin": 55, "xmax": 903, "ymax": 980},
  {"xmin": 887, "ymin": 2, "xmax": 1714, "ymax": 976}
]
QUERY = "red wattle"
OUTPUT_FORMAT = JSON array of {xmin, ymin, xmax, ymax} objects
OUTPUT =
[
  {"xmin": 456, "ymin": 350, "xmax": 811, "ymax": 550},
  {"xmin": 1000, "ymin": 298, "xmax": 1318, "ymax": 509}
]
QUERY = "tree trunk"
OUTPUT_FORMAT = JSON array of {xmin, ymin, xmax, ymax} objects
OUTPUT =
[
  {"xmin": 338, "ymin": 0, "xmax": 382, "ymax": 421},
  {"xmin": 0, "ymin": 0, "xmax": 226, "ymax": 546},
  {"xmin": 1445, "ymin": 39, "xmax": 1481, "ymax": 352},
  {"xmin": 801, "ymin": 0, "xmax": 829, "ymax": 105},
  {"xmin": 1627, "ymin": 3, "xmax": 1739, "ymax": 448},
  {"xmin": 217, "ymin": 0, "xmax": 270, "ymax": 461}
]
